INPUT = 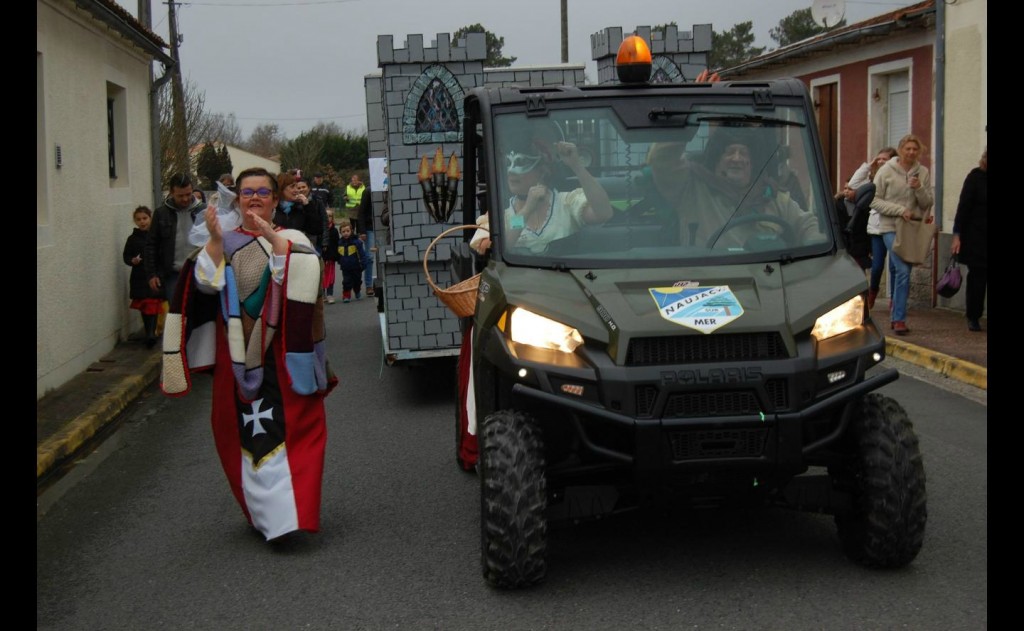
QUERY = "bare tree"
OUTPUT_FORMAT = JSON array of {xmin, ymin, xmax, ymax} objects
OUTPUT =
[
  {"xmin": 208, "ymin": 113, "xmax": 244, "ymax": 147},
  {"xmin": 244, "ymin": 123, "xmax": 285, "ymax": 159},
  {"xmin": 158, "ymin": 77, "xmax": 239, "ymax": 187}
]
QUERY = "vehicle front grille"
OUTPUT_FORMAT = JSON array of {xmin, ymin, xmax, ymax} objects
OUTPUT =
[
  {"xmin": 664, "ymin": 391, "xmax": 759, "ymax": 417},
  {"xmin": 636, "ymin": 385, "xmax": 658, "ymax": 418},
  {"xmin": 668, "ymin": 428, "xmax": 769, "ymax": 460},
  {"xmin": 764, "ymin": 378, "xmax": 789, "ymax": 410},
  {"xmin": 625, "ymin": 332, "xmax": 788, "ymax": 366}
]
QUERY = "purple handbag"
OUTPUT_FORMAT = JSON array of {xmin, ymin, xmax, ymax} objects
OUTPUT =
[{"xmin": 936, "ymin": 254, "xmax": 962, "ymax": 298}]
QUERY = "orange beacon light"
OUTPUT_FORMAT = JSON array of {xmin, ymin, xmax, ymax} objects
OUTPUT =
[{"xmin": 615, "ymin": 34, "xmax": 652, "ymax": 84}]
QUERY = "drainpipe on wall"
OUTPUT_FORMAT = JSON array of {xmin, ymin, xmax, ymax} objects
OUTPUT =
[
  {"xmin": 932, "ymin": 0, "xmax": 946, "ymax": 307},
  {"xmin": 934, "ymin": 0, "xmax": 945, "ymax": 227}
]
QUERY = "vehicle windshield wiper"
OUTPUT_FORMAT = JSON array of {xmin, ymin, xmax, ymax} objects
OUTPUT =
[
  {"xmin": 696, "ymin": 114, "xmax": 806, "ymax": 128},
  {"xmin": 648, "ymin": 108, "xmax": 716, "ymax": 121}
]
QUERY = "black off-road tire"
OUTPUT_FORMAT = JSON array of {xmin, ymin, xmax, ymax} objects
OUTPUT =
[
  {"xmin": 479, "ymin": 410, "xmax": 547, "ymax": 588},
  {"xmin": 832, "ymin": 393, "xmax": 927, "ymax": 568}
]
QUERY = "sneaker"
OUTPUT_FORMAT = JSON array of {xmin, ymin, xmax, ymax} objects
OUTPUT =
[
  {"xmin": 326, "ymin": 296, "xmax": 335, "ymax": 304},
  {"xmin": 967, "ymin": 318, "xmax": 982, "ymax": 332},
  {"xmin": 891, "ymin": 321, "xmax": 909, "ymax": 335},
  {"xmin": 355, "ymin": 292, "xmax": 361, "ymax": 300},
  {"xmin": 343, "ymin": 298, "xmax": 350, "ymax": 303}
]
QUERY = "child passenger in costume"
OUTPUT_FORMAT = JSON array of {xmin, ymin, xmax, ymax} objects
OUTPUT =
[
  {"xmin": 123, "ymin": 206, "xmax": 163, "ymax": 349},
  {"xmin": 160, "ymin": 167, "xmax": 336, "ymax": 542}
]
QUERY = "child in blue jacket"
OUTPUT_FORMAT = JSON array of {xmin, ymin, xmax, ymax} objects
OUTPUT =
[{"xmin": 332, "ymin": 218, "xmax": 368, "ymax": 302}]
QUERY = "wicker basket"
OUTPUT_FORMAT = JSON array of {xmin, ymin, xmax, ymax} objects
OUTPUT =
[{"xmin": 423, "ymin": 224, "xmax": 487, "ymax": 318}]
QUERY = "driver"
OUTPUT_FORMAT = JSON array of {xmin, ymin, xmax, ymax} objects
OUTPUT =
[{"xmin": 653, "ymin": 129, "xmax": 820, "ymax": 249}]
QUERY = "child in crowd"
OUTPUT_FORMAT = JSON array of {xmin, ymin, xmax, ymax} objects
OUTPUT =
[
  {"xmin": 335, "ymin": 218, "xmax": 368, "ymax": 302},
  {"xmin": 122, "ymin": 206, "xmax": 163, "ymax": 348},
  {"xmin": 322, "ymin": 209, "xmax": 338, "ymax": 304}
]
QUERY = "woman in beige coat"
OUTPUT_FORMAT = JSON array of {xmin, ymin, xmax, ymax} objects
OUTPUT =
[{"xmin": 867, "ymin": 134, "xmax": 935, "ymax": 335}]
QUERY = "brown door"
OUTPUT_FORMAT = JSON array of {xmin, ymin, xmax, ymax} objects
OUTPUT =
[{"xmin": 815, "ymin": 83, "xmax": 839, "ymax": 191}]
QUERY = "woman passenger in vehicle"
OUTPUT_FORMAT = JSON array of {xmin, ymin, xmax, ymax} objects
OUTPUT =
[{"xmin": 499, "ymin": 124, "xmax": 614, "ymax": 254}]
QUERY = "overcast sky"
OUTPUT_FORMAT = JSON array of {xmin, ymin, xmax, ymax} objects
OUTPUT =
[{"xmin": 116, "ymin": 0, "xmax": 918, "ymax": 139}]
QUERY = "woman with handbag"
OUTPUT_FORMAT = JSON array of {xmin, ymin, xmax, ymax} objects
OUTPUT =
[
  {"xmin": 951, "ymin": 148, "xmax": 987, "ymax": 332},
  {"xmin": 867, "ymin": 134, "xmax": 935, "ymax": 335}
]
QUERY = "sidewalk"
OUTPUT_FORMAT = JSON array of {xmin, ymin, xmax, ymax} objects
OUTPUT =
[{"xmin": 36, "ymin": 305, "xmax": 986, "ymax": 487}]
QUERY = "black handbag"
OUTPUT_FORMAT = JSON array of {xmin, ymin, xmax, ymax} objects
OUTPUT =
[{"xmin": 936, "ymin": 254, "xmax": 962, "ymax": 298}]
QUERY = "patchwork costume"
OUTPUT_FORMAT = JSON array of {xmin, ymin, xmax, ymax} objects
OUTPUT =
[{"xmin": 161, "ymin": 227, "xmax": 336, "ymax": 541}]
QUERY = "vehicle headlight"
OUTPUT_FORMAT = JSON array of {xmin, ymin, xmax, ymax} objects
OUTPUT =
[
  {"xmin": 810, "ymin": 296, "xmax": 864, "ymax": 341},
  {"xmin": 509, "ymin": 307, "xmax": 584, "ymax": 353}
]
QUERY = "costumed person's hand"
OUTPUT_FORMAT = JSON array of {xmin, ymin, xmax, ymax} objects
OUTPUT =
[
  {"xmin": 247, "ymin": 209, "xmax": 287, "ymax": 254},
  {"xmin": 524, "ymin": 184, "xmax": 550, "ymax": 213},
  {"xmin": 554, "ymin": 141, "xmax": 581, "ymax": 169},
  {"xmin": 205, "ymin": 204, "xmax": 222, "ymax": 244},
  {"xmin": 149, "ymin": 276, "xmax": 161, "ymax": 292},
  {"xmin": 131, "ymin": 254, "xmax": 142, "ymax": 265},
  {"xmin": 951, "ymin": 234, "xmax": 961, "ymax": 255}
]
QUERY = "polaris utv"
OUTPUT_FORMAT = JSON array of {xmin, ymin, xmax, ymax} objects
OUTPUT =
[{"xmin": 451, "ymin": 41, "xmax": 926, "ymax": 589}]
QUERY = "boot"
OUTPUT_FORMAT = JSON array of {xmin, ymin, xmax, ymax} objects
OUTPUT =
[
  {"xmin": 866, "ymin": 289, "xmax": 878, "ymax": 310},
  {"xmin": 143, "ymin": 314, "xmax": 158, "ymax": 349}
]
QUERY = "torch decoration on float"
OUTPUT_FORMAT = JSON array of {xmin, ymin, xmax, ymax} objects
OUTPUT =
[{"xmin": 418, "ymin": 147, "xmax": 460, "ymax": 223}]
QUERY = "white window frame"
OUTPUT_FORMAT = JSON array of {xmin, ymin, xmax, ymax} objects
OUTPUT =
[{"xmin": 867, "ymin": 58, "xmax": 914, "ymax": 153}]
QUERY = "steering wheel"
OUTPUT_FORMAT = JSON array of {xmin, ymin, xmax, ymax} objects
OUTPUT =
[{"xmin": 705, "ymin": 212, "xmax": 797, "ymax": 250}]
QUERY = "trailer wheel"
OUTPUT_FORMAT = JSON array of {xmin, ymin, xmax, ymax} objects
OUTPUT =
[
  {"xmin": 479, "ymin": 409, "xmax": 547, "ymax": 588},
  {"xmin": 831, "ymin": 393, "xmax": 927, "ymax": 568}
]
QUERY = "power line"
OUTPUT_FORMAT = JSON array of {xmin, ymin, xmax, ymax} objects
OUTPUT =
[
  {"xmin": 231, "ymin": 113, "xmax": 365, "ymax": 121},
  {"xmin": 181, "ymin": 0, "xmax": 359, "ymax": 6}
]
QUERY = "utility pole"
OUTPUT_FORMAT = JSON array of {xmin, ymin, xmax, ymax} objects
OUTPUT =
[
  {"xmin": 167, "ymin": 0, "xmax": 190, "ymax": 178},
  {"xmin": 560, "ymin": 0, "xmax": 568, "ymax": 63}
]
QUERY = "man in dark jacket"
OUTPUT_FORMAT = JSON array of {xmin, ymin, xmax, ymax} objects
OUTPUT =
[
  {"xmin": 145, "ymin": 172, "xmax": 206, "ymax": 301},
  {"xmin": 310, "ymin": 172, "xmax": 333, "ymax": 209}
]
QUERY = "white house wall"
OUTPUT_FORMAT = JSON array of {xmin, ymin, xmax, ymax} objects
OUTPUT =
[
  {"xmin": 942, "ymin": 0, "xmax": 987, "ymax": 233},
  {"xmin": 37, "ymin": 0, "xmax": 156, "ymax": 398}
]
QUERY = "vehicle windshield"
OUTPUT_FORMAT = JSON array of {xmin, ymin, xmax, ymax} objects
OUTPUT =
[{"xmin": 492, "ymin": 103, "xmax": 833, "ymax": 267}]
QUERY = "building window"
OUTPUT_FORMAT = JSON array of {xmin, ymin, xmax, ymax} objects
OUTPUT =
[
  {"xmin": 867, "ymin": 59, "xmax": 912, "ymax": 155},
  {"xmin": 106, "ymin": 82, "xmax": 128, "ymax": 186},
  {"xmin": 886, "ymin": 72, "xmax": 910, "ymax": 146},
  {"xmin": 403, "ymin": 65, "xmax": 465, "ymax": 144},
  {"xmin": 107, "ymin": 98, "xmax": 116, "ymax": 178}
]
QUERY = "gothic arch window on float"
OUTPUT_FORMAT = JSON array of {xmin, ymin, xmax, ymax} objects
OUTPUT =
[
  {"xmin": 651, "ymin": 56, "xmax": 684, "ymax": 84},
  {"xmin": 403, "ymin": 65, "xmax": 465, "ymax": 144}
]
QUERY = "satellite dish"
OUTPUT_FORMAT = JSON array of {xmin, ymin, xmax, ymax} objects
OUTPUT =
[{"xmin": 811, "ymin": 0, "xmax": 846, "ymax": 28}]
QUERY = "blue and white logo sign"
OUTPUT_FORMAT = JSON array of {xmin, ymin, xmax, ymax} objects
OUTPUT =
[{"xmin": 649, "ymin": 285, "xmax": 744, "ymax": 333}]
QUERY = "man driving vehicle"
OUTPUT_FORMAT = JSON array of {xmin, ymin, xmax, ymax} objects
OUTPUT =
[{"xmin": 646, "ymin": 127, "xmax": 821, "ymax": 251}]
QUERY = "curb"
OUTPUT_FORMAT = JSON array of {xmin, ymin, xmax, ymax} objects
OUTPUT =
[
  {"xmin": 36, "ymin": 352, "xmax": 162, "ymax": 479},
  {"xmin": 886, "ymin": 338, "xmax": 987, "ymax": 390}
]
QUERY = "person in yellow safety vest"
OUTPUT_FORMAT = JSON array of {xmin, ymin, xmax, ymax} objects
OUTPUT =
[{"xmin": 343, "ymin": 174, "xmax": 366, "ymax": 231}]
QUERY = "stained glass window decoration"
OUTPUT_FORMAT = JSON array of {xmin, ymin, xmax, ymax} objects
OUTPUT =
[{"xmin": 403, "ymin": 65, "xmax": 466, "ymax": 144}]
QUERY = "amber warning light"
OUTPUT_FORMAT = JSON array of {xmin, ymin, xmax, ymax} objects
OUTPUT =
[{"xmin": 616, "ymin": 34, "xmax": 652, "ymax": 84}]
